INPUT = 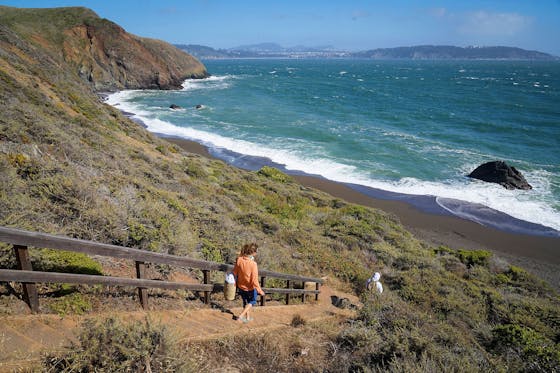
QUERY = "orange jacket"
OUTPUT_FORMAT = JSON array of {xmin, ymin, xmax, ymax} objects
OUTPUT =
[{"xmin": 233, "ymin": 256, "xmax": 264, "ymax": 295}]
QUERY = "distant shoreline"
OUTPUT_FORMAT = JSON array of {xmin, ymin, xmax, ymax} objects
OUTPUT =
[
  {"xmin": 164, "ymin": 136, "xmax": 560, "ymax": 289},
  {"xmin": 176, "ymin": 44, "xmax": 559, "ymax": 61}
]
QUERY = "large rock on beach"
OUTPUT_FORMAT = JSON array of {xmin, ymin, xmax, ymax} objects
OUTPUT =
[{"xmin": 468, "ymin": 161, "xmax": 532, "ymax": 190}]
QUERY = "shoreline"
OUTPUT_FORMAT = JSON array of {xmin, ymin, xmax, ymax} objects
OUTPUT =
[{"xmin": 165, "ymin": 136, "xmax": 560, "ymax": 289}]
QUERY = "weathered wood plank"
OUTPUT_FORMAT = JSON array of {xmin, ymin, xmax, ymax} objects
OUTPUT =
[
  {"xmin": 0, "ymin": 227, "xmax": 226, "ymax": 271},
  {"xmin": 0, "ymin": 270, "xmax": 213, "ymax": 291},
  {"xmin": 261, "ymin": 288, "xmax": 320, "ymax": 295},
  {"xmin": 203, "ymin": 270, "xmax": 210, "ymax": 304},
  {"xmin": 135, "ymin": 261, "xmax": 148, "ymax": 309},
  {"xmin": 209, "ymin": 284, "xmax": 319, "ymax": 296},
  {"xmin": 260, "ymin": 276, "xmax": 266, "ymax": 307},
  {"xmin": 259, "ymin": 269, "xmax": 323, "ymax": 283},
  {"xmin": 13, "ymin": 245, "xmax": 39, "ymax": 313},
  {"xmin": 0, "ymin": 227, "xmax": 323, "ymax": 284}
]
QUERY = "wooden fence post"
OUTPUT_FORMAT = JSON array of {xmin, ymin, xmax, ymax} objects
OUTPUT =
[
  {"xmin": 260, "ymin": 276, "xmax": 266, "ymax": 306},
  {"xmin": 203, "ymin": 270, "xmax": 210, "ymax": 304},
  {"xmin": 135, "ymin": 261, "xmax": 148, "ymax": 309},
  {"xmin": 13, "ymin": 245, "xmax": 39, "ymax": 313},
  {"xmin": 315, "ymin": 282, "xmax": 320, "ymax": 302},
  {"xmin": 285, "ymin": 280, "xmax": 291, "ymax": 305},
  {"xmin": 301, "ymin": 281, "xmax": 306, "ymax": 303}
]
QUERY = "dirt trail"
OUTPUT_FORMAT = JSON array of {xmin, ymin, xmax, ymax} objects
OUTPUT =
[{"xmin": 0, "ymin": 285, "xmax": 358, "ymax": 371}]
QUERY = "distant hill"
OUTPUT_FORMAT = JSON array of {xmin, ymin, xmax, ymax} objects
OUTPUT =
[
  {"xmin": 174, "ymin": 44, "xmax": 233, "ymax": 59},
  {"xmin": 175, "ymin": 43, "xmax": 343, "ymax": 59},
  {"xmin": 231, "ymin": 42, "xmax": 285, "ymax": 52},
  {"xmin": 175, "ymin": 43, "xmax": 558, "ymax": 60},
  {"xmin": 351, "ymin": 45, "xmax": 558, "ymax": 60}
]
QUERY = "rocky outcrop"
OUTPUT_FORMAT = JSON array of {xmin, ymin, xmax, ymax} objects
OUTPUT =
[
  {"xmin": 0, "ymin": 6, "xmax": 208, "ymax": 92},
  {"xmin": 63, "ymin": 20, "xmax": 209, "ymax": 91},
  {"xmin": 468, "ymin": 161, "xmax": 532, "ymax": 190}
]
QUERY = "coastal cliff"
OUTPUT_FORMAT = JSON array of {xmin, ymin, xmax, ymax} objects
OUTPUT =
[
  {"xmin": 1, "ymin": 6, "xmax": 559, "ymax": 372},
  {"xmin": 0, "ymin": 6, "xmax": 207, "ymax": 90}
]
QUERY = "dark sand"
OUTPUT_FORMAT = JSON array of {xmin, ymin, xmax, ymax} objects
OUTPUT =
[{"xmin": 166, "ymin": 137, "xmax": 560, "ymax": 289}]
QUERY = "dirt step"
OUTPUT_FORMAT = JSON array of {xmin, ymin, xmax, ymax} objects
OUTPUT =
[{"xmin": 0, "ymin": 285, "xmax": 359, "ymax": 371}]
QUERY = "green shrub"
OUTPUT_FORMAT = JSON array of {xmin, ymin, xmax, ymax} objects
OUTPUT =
[
  {"xmin": 490, "ymin": 324, "xmax": 560, "ymax": 372},
  {"xmin": 155, "ymin": 144, "xmax": 166, "ymax": 154},
  {"xmin": 127, "ymin": 220, "xmax": 160, "ymax": 251},
  {"xmin": 183, "ymin": 159, "xmax": 207, "ymax": 178},
  {"xmin": 44, "ymin": 317, "xmax": 194, "ymax": 372},
  {"xmin": 199, "ymin": 239, "xmax": 226, "ymax": 263},
  {"xmin": 236, "ymin": 212, "xmax": 279, "ymax": 234},
  {"xmin": 434, "ymin": 246, "xmax": 492, "ymax": 267},
  {"xmin": 33, "ymin": 249, "xmax": 103, "ymax": 275},
  {"xmin": 508, "ymin": 265, "xmax": 531, "ymax": 282},
  {"xmin": 257, "ymin": 166, "xmax": 291, "ymax": 183},
  {"xmin": 49, "ymin": 293, "xmax": 91, "ymax": 316},
  {"xmin": 7, "ymin": 153, "xmax": 42, "ymax": 179}
]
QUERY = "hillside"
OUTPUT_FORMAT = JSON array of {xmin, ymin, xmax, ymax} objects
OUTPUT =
[
  {"xmin": 1, "ymin": 6, "xmax": 559, "ymax": 372},
  {"xmin": 0, "ymin": 6, "xmax": 207, "ymax": 90}
]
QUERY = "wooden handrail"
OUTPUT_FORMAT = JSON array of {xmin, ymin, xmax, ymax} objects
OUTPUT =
[
  {"xmin": 0, "ymin": 226, "xmax": 323, "ymax": 312},
  {"xmin": 0, "ymin": 270, "xmax": 214, "ymax": 291},
  {"xmin": 0, "ymin": 226, "xmax": 323, "ymax": 284},
  {"xmin": 0, "ymin": 270, "xmax": 319, "ymax": 294}
]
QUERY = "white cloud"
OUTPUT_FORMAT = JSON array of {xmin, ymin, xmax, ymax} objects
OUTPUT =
[
  {"xmin": 459, "ymin": 11, "xmax": 533, "ymax": 37},
  {"xmin": 352, "ymin": 10, "xmax": 370, "ymax": 21},
  {"xmin": 429, "ymin": 7, "xmax": 447, "ymax": 18}
]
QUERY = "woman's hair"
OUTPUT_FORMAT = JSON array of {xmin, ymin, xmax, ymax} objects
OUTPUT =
[{"xmin": 240, "ymin": 243, "xmax": 258, "ymax": 257}]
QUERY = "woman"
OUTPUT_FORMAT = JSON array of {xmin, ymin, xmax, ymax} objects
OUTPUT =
[{"xmin": 232, "ymin": 243, "xmax": 265, "ymax": 323}]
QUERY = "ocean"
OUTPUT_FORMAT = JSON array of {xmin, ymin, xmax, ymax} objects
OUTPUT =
[{"xmin": 107, "ymin": 59, "xmax": 560, "ymax": 237}]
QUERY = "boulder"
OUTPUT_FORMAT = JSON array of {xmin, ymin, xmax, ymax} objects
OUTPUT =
[
  {"xmin": 468, "ymin": 161, "xmax": 532, "ymax": 190},
  {"xmin": 169, "ymin": 104, "xmax": 182, "ymax": 109}
]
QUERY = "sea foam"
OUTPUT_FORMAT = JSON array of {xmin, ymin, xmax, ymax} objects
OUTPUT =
[{"xmin": 181, "ymin": 75, "xmax": 235, "ymax": 91}]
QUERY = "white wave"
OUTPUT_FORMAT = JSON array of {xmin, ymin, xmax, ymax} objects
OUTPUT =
[
  {"xmin": 105, "ymin": 90, "xmax": 152, "ymax": 117},
  {"xmin": 181, "ymin": 75, "xmax": 235, "ymax": 91}
]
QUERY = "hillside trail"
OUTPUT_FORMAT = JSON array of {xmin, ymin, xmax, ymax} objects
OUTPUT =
[{"xmin": 0, "ymin": 285, "xmax": 358, "ymax": 372}]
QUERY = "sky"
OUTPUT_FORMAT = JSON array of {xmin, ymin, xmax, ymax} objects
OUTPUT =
[{"xmin": 2, "ymin": 0, "xmax": 560, "ymax": 55}]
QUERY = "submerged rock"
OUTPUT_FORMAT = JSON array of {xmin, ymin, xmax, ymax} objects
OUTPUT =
[{"xmin": 468, "ymin": 161, "xmax": 532, "ymax": 190}]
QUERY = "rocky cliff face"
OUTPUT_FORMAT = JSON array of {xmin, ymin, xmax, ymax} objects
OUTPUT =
[{"xmin": 0, "ymin": 6, "xmax": 208, "ymax": 91}]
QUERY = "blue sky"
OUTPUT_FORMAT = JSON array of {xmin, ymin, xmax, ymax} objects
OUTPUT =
[{"xmin": 2, "ymin": 1, "xmax": 560, "ymax": 55}]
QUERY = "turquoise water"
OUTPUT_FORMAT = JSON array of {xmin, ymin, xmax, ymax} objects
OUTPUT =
[{"xmin": 108, "ymin": 59, "xmax": 560, "ymax": 235}]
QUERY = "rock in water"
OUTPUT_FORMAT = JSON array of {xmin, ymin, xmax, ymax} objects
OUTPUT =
[
  {"xmin": 169, "ymin": 104, "xmax": 182, "ymax": 109},
  {"xmin": 468, "ymin": 161, "xmax": 532, "ymax": 190}
]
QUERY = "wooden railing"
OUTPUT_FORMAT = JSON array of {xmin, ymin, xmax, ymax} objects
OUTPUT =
[{"xmin": 0, "ymin": 226, "xmax": 323, "ymax": 313}]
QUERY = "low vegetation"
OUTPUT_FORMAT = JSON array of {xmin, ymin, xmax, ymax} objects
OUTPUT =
[
  {"xmin": 0, "ymin": 6, "xmax": 558, "ymax": 372},
  {"xmin": 44, "ymin": 317, "xmax": 194, "ymax": 372}
]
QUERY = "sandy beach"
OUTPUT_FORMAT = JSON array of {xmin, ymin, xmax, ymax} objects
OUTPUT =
[{"xmin": 166, "ymin": 137, "xmax": 560, "ymax": 289}]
